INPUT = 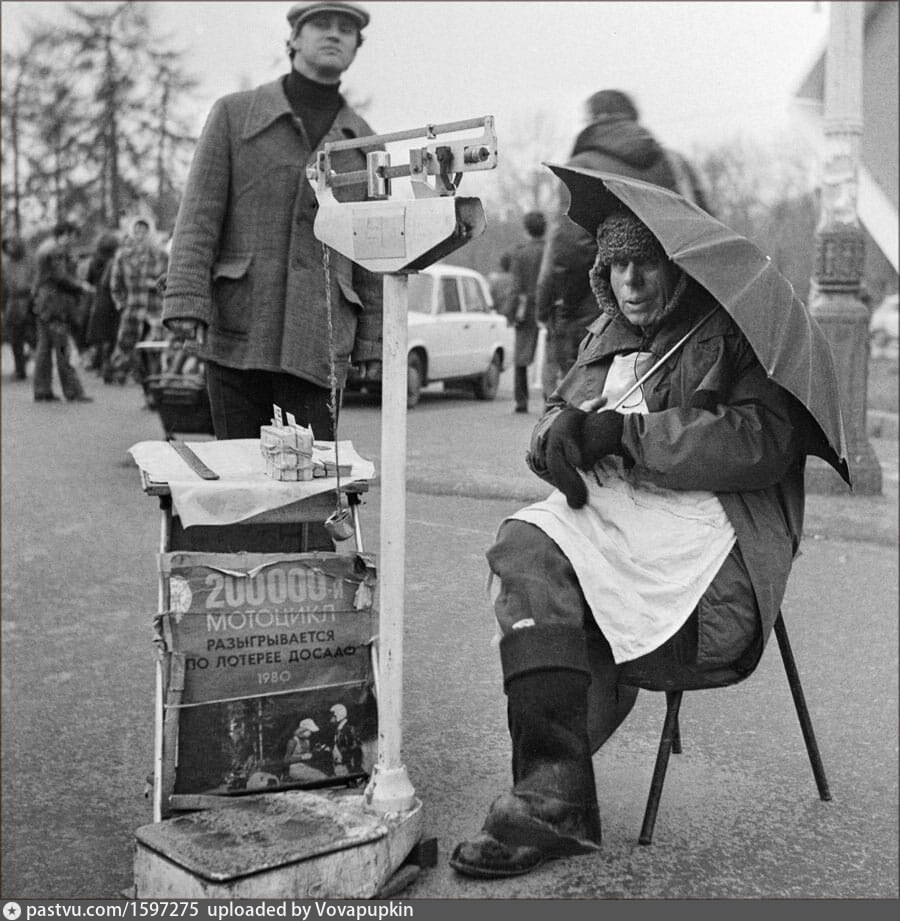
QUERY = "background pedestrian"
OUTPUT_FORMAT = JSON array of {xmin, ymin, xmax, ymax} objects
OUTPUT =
[
  {"xmin": 1, "ymin": 235, "xmax": 36, "ymax": 381},
  {"xmin": 31, "ymin": 220, "xmax": 94, "ymax": 403},
  {"xmin": 84, "ymin": 230, "xmax": 121, "ymax": 379},
  {"xmin": 487, "ymin": 252, "xmax": 515, "ymax": 316},
  {"xmin": 108, "ymin": 217, "xmax": 167, "ymax": 389},
  {"xmin": 536, "ymin": 88, "xmax": 709, "ymax": 381},
  {"xmin": 506, "ymin": 212, "xmax": 547, "ymax": 413}
]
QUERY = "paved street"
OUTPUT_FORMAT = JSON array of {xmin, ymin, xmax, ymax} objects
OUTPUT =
[{"xmin": 1, "ymin": 363, "xmax": 897, "ymax": 899}]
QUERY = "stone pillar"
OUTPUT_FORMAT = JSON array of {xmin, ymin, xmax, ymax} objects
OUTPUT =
[{"xmin": 806, "ymin": 1, "xmax": 882, "ymax": 495}]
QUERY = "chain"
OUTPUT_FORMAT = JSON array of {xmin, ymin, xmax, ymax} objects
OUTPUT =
[{"xmin": 322, "ymin": 242, "xmax": 342, "ymax": 512}]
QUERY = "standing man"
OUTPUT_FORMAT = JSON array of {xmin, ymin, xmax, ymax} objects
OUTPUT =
[
  {"xmin": 506, "ymin": 212, "xmax": 547, "ymax": 414},
  {"xmin": 573, "ymin": 90, "xmax": 710, "ymax": 210},
  {"xmin": 487, "ymin": 252, "xmax": 515, "ymax": 318},
  {"xmin": 31, "ymin": 221, "xmax": 94, "ymax": 403},
  {"xmin": 163, "ymin": 1, "xmax": 382, "ymax": 440},
  {"xmin": 84, "ymin": 230, "xmax": 121, "ymax": 380},
  {"xmin": 536, "ymin": 89, "xmax": 705, "ymax": 380}
]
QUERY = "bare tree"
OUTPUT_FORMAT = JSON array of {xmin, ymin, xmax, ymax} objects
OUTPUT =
[
  {"xmin": 2, "ymin": 1, "xmax": 201, "ymax": 238},
  {"xmin": 1, "ymin": 45, "xmax": 33, "ymax": 237},
  {"xmin": 695, "ymin": 135, "xmax": 819, "ymax": 300},
  {"xmin": 141, "ymin": 49, "xmax": 200, "ymax": 228},
  {"xmin": 64, "ymin": 1, "xmax": 152, "ymax": 224},
  {"xmin": 485, "ymin": 109, "xmax": 570, "ymax": 220},
  {"xmin": 1, "ymin": 29, "xmax": 62, "ymax": 234},
  {"xmin": 8, "ymin": 35, "xmax": 95, "ymax": 228}
]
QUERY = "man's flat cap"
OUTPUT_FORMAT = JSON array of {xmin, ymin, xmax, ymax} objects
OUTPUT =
[{"xmin": 287, "ymin": 2, "xmax": 370, "ymax": 30}]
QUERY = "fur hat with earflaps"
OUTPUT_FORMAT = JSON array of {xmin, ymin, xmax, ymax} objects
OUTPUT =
[{"xmin": 589, "ymin": 209, "xmax": 686, "ymax": 320}]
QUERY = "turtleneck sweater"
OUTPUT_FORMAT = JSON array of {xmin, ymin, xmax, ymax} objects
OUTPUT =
[{"xmin": 283, "ymin": 69, "xmax": 343, "ymax": 151}]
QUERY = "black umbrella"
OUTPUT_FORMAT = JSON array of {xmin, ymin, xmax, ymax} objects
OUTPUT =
[{"xmin": 547, "ymin": 163, "xmax": 851, "ymax": 486}]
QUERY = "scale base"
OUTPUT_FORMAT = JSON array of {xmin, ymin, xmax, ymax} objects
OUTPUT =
[{"xmin": 133, "ymin": 788, "xmax": 425, "ymax": 899}]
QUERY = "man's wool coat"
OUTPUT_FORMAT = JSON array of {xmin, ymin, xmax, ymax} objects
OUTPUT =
[{"xmin": 164, "ymin": 78, "xmax": 383, "ymax": 388}]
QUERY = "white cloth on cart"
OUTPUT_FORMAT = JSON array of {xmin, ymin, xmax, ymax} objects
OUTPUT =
[{"xmin": 129, "ymin": 439, "xmax": 375, "ymax": 528}]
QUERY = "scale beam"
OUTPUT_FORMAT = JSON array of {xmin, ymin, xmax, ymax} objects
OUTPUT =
[{"xmin": 307, "ymin": 116, "xmax": 497, "ymax": 274}]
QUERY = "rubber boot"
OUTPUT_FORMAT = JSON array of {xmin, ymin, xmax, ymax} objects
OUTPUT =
[{"xmin": 450, "ymin": 625, "xmax": 601, "ymax": 879}]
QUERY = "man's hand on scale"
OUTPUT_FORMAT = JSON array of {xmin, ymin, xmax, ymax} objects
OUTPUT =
[{"xmin": 357, "ymin": 360, "xmax": 382, "ymax": 381}]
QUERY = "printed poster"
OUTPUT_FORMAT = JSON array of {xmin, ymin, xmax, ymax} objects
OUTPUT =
[
  {"xmin": 157, "ymin": 551, "xmax": 379, "ymax": 795},
  {"xmin": 159, "ymin": 551, "xmax": 378, "ymax": 706}
]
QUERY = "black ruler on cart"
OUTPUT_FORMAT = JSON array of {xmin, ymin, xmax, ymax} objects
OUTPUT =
[{"xmin": 170, "ymin": 440, "xmax": 220, "ymax": 480}]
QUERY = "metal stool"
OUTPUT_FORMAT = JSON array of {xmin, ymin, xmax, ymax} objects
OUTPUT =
[{"xmin": 638, "ymin": 610, "xmax": 832, "ymax": 845}]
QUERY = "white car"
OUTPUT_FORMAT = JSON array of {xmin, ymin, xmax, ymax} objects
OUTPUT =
[{"xmin": 348, "ymin": 263, "xmax": 514, "ymax": 407}]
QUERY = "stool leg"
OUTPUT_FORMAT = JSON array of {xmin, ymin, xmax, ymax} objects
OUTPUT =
[
  {"xmin": 773, "ymin": 612, "xmax": 832, "ymax": 801},
  {"xmin": 671, "ymin": 702, "xmax": 682, "ymax": 755},
  {"xmin": 639, "ymin": 689, "xmax": 683, "ymax": 845}
]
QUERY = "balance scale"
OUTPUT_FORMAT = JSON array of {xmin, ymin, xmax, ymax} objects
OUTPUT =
[{"xmin": 132, "ymin": 117, "xmax": 498, "ymax": 899}]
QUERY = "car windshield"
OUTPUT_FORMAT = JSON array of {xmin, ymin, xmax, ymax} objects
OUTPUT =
[
  {"xmin": 408, "ymin": 275, "xmax": 434, "ymax": 312},
  {"xmin": 460, "ymin": 276, "xmax": 489, "ymax": 313}
]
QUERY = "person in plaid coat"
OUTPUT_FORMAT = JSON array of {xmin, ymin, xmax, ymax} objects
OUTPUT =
[{"xmin": 108, "ymin": 218, "xmax": 168, "ymax": 384}]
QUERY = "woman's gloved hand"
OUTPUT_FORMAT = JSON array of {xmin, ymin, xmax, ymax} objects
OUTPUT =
[
  {"xmin": 545, "ymin": 408, "xmax": 625, "ymax": 509},
  {"xmin": 545, "ymin": 409, "xmax": 588, "ymax": 508},
  {"xmin": 581, "ymin": 410, "xmax": 625, "ymax": 468}
]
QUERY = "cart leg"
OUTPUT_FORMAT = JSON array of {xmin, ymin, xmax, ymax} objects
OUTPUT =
[
  {"xmin": 153, "ymin": 503, "xmax": 172, "ymax": 823},
  {"xmin": 152, "ymin": 659, "xmax": 165, "ymax": 823}
]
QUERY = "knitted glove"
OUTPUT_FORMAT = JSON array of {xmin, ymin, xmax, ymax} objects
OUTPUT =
[
  {"xmin": 579, "ymin": 410, "xmax": 625, "ymax": 470},
  {"xmin": 545, "ymin": 408, "xmax": 589, "ymax": 509},
  {"xmin": 545, "ymin": 408, "xmax": 626, "ymax": 509}
]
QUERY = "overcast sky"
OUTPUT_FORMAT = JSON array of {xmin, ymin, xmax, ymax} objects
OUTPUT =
[{"xmin": 2, "ymin": 0, "xmax": 829, "ymax": 157}]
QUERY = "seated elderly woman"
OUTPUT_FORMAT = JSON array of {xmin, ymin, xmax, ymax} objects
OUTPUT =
[{"xmin": 450, "ymin": 205, "xmax": 816, "ymax": 879}]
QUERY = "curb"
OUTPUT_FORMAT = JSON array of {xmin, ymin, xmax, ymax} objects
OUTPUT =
[
  {"xmin": 394, "ymin": 428, "xmax": 898, "ymax": 548},
  {"xmin": 388, "ymin": 470, "xmax": 897, "ymax": 547}
]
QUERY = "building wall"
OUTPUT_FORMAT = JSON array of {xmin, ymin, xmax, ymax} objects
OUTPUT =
[{"xmin": 862, "ymin": 0, "xmax": 899, "ymax": 207}]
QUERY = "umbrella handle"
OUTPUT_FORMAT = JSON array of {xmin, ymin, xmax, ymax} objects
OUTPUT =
[{"xmin": 609, "ymin": 307, "xmax": 719, "ymax": 411}]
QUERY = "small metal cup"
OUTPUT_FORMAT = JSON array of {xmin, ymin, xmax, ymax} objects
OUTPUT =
[{"xmin": 324, "ymin": 507, "xmax": 355, "ymax": 543}]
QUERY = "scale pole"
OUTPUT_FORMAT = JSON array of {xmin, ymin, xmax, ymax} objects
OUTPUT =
[{"xmin": 366, "ymin": 272, "xmax": 416, "ymax": 813}]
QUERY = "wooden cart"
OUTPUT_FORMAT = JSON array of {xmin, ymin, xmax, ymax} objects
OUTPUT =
[
  {"xmin": 130, "ymin": 442, "xmax": 426, "ymax": 897},
  {"xmin": 134, "ymin": 445, "xmax": 371, "ymax": 822}
]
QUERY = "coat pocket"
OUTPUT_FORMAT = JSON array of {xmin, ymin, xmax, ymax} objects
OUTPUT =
[
  {"xmin": 336, "ymin": 276, "xmax": 364, "ymax": 312},
  {"xmin": 212, "ymin": 254, "xmax": 253, "ymax": 336}
]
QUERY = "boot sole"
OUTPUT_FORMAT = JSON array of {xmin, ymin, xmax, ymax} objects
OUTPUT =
[
  {"xmin": 483, "ymin": 795, "xmax": 602, "ymax": 858},
  {"xmin": 448, "ymin": 851, "xmax": 546, "ymax": 879}
]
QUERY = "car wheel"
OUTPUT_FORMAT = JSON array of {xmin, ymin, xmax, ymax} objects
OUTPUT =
[
  {"xmin": 473, "ymin": 352, "xmax": 501, "ymax": 400},
  {"xmin": 407, "ymin": 352, "xmax": 424, "ymax": 408}
]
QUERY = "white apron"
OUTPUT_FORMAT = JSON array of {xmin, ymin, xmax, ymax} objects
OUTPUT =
[{"xmin": 509, "ymin": 353, "xmax": 736, "ymax": 664}]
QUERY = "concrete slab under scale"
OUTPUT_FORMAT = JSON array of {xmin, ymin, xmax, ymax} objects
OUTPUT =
[{"xmin": 133, "ymin": 789, "xmax": 424, "ymax": 899}]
